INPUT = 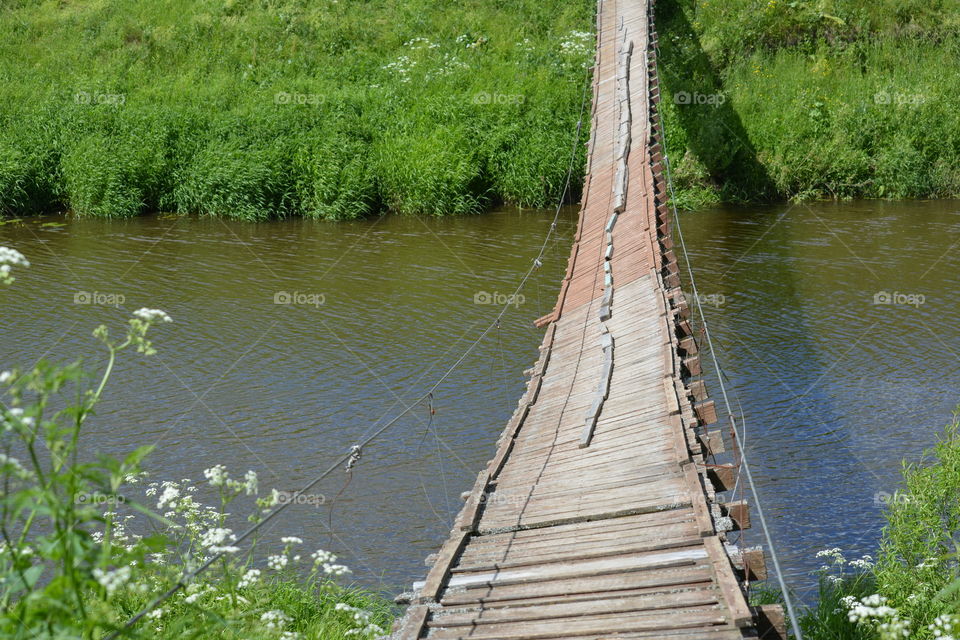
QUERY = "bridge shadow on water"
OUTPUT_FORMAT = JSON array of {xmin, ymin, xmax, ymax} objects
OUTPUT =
[{"xmin": 655, "ymin": 0, "xmax": 777, "ymax": 201}]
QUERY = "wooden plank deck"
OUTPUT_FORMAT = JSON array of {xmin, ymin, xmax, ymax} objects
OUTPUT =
[{"xmin": 391, "ymin": 0, "xmax": 764, "ymax": 637}]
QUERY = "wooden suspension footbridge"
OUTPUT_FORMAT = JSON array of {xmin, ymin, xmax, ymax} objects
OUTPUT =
[{"xmin": 391, "ymin": 0, "xmax": 785, "ymax": 637}]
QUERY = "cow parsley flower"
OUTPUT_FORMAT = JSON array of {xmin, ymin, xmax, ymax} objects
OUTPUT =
[
  {"xmin": 846, "ymin": 594, "xmax": 911, "ymax": 639},
  {"xmin": 132, "ymin": 308, "xmax": 172, "ymax": 324},
  {"xmin": 200, "ymin": 527, "xmax": 238, "ymax": 554},
  {"xmin": 93, "ymin": 566, "xmax": 131, "ymax": 596},
  {"xmin": 203, "ymin": 465, "xmax": 228, "ymax": 487},
  {"xmin": 930, "ymin": 613, "xmax": 959, "ymax": 638},
  {"xmin": 0, "ymin": 247, "xmax": 29, "ymax": 285},
  {"xmin": 156, "ymin": 483, "xmax": 180, "ymax": 509},
  {"xmin": 311, "ymin": 549, "xmax": 337, "ymax": 565},
  {"xmin": 261, "ymin": 610, "xmax": 291, "ymax": 630},
  {"xmin": 242, "ymin": 469, "xmax": 258, "ymax": 495},
  {"xmin": 268, "ymin": 554, "xmax": 288, "ymax": 571},
  {"xmin": 183, "ymin": 584, "xmax": 214, "ymax": 604},
  {"xmin": 815, "ymin": 547, "xmax": 845, "ymax": 566},
  {"xmin": 238, "ymin": 568, "xmax": 261, "ymax": 588}
]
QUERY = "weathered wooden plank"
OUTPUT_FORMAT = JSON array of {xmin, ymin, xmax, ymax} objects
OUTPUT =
[
  {"xmin": 417, "ymin": 530, "xmax": 470, "ymax": 603},
  {"xmin": 755, "ymin": 604, "xmax": 787, "ymax": 639},
  {"xmin": 457, "ymin": 471, "xmax": 490, "ymax": 532},
  {"xmin": 683, "ymin": 464, "xmax": 716, "ymax": 536},
  {"xmin": 428, "ymin": 588, "xmax": 719, "ymax": 627},
  {"xmin": 394, "ymin": 605, "xmax": 429, "ymax": 640},
  {"xmin": 708, "ymin": 464, "xmax": 737, "ymax": 492},
  {"xmin": 703, "ymin": 536, "xmax": 754, "ymax": 628},
  {"xmin": 425, "ymin": 606, "xmax": 730, "ymax": 640},
  {"xmin": 722, "ymin": 500, "xmax": 751, "ymax": 531}
]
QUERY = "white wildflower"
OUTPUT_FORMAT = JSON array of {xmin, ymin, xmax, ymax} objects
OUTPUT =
[
  {"xmin": 93, "ymin": 566, "xmax": 131, "ymax": 596},
  {"xmin": 323, "ymin": 563, "xmax": 351, "ymax": 577},
  {"xmin": 243, "ymin": 469, "xmax": 258, "ymax": 495},
  {"xmin": 268, "ymin": 554, "xmax": 288, "ymax": 571},
  {"xmin": 203, "ymin": 464, "xmax": 228, "ymax": 487},
  {"xmin": 846, "ymin": 593, "xmax": 911, "ymax": 639},
  {"xmin": 216, "ymin": 546, "xmax": 241, "ymax": 554},
  {"xmin": 0, "ymin": 371, "xmax": 11, "ymax": 384},
  {"xmin": 281, "ymin": 536, "xmax": 303, "ymax": 545},
  {"xmin": 183, "ymin": 584, "xmax": 215, "ymax": 604},
  {"xmin": 815, "ymin": 547, "xmax": 846, "ymax": 565},
  {"xmin": 157, "ymin": 482, "xmax": 180, "ymax": 509},
  {"xmin": 145, "ymin": 608, "xmax": 165, "ymax": 620},
  {"xmin": 200, "ymin": 527, "xmax": 237, "ymax": 554},
  {"xmin": 132, "ymin": 308, "xmax": 172, "ymax": 323},
  {"xmin": 930, "ymin": 614, "xmax": 960, "ymax": 638},
  {"xmin": 338, "ymin": 603, "xmax": 382, "ymax": 636},
  {"xmin": 261, "ymin": 610, "xmax": 291, "ymax": 630},
  {"xmin": 311, "ymin": 549, "xmax": 337, "ymax": 565},
  {"xmin": 238, "ymin": 568, "xmax": 261, "ymax": 589},
  {"xmin": 0, "ymin": 247, "xmax": 29, "ymax": 285}
]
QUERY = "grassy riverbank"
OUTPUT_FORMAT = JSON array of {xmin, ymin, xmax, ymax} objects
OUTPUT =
[
  {"xmin": 657, "ymin": 0, "xmax": 960, "ymax": 208},
  {"xmin": 0, "ymin": 0, "xmax": 592, "ymax": 219},
  {"xmin": 5, "ymin": 1, "xmax": 956, "ymax": 219}
]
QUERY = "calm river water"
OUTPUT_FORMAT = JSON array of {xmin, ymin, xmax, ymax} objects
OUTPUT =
[{"xmin": 1, "ymin": 200, "xmax": 957, "ymax": 600}]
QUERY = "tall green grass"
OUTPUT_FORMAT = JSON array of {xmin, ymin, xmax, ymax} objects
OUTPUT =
[
  {"xmin": 657, "ymin": 0, "xmax": 960, "ymax": 207},
  {"xmin": 0, "ymin": 0, "xmax": 593, "ymax": 219}
]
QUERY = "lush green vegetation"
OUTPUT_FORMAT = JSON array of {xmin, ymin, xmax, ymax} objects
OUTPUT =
[
  {"xmin": 657, "ymin": 0, "xmax": 960, "ymax": 207},
  {"xmin": 0, "ymin": 248, "xmax": 393, "ymax": 639},
  {"xmin": 765, "ymin": 410, "xmax": 960, "ymax": 639},
  {"xmin": 0, "ymin": 0, "xmax": 593, "ymax": 219}
]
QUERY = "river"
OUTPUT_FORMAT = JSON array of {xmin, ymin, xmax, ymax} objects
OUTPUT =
[{"xmin": 1, "ymin": 200, "xmax": 957, "ymax": 600}]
